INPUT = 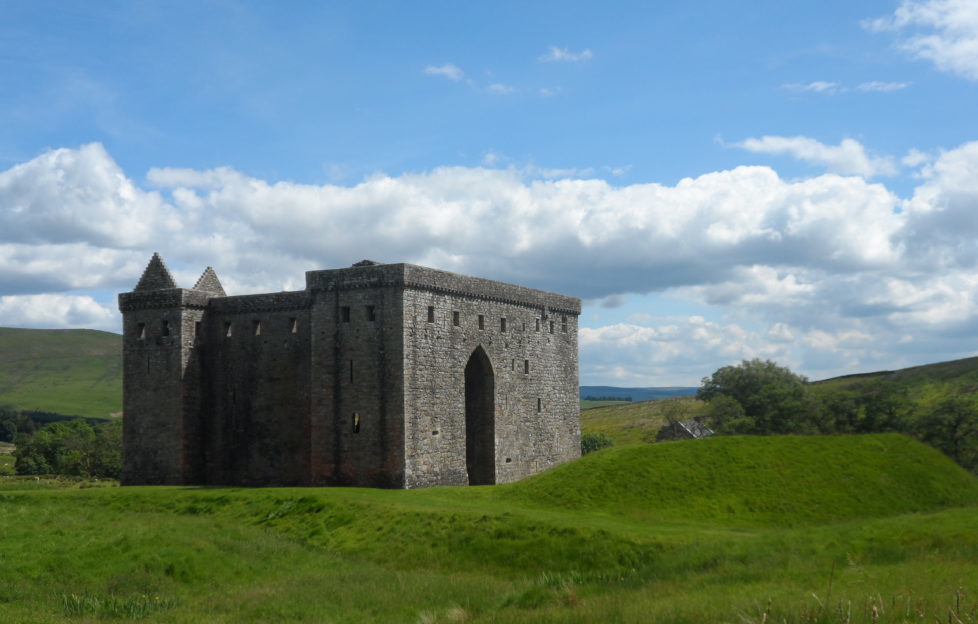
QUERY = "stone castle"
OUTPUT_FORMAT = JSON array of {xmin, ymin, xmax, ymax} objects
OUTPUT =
[{"xmin": 119, "ymin": 254, "xmax": 581, "ymax": 488}]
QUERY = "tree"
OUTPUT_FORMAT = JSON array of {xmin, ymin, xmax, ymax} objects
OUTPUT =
[
  {"xmin": 698, "ymin": 359, "xmax": 816, "ymax": 434},
  {"xmin": 914, "ymin": 396, "xmax": 978, "ymax": 472},
  {"xmin": 14, "ymin": 418, "xmax": 122, "ymax": 478}
]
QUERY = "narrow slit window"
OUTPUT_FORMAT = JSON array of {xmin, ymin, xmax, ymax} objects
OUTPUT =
[
  {"xmin": 341, "ymin": 306, "xmax": 351, "ymax": 323},
  {"xmin": 561, "ymin": 315, "xmax": 567, "ymax": 332},
  {"xmin": 137, "ymin": 323, "xmax": 146, "ymax": 340},
  {"xmin": 524, "ymin": 359, "xmax": 530, "ymax": 374},
  {"xmin": 427, "ymin": 306, "xmax": 435, "ymax": 323},
  {"xmin": 194, "ymin": 321, "xmax": 201, "ymax": 338},
  {"xmin": 478, "ymin": 315, "xmax": 485, "ymax": 330},
  {"xmin": 352, "ymin": 412, "xmax": 360, "ymax": 434},
  {"xmin": 289, "ymin": 317, "xmax": 298, "ymax": 334},
  {"xmin": 511, "ymin": 358, "xmax": 515, "ymax": 371},
  {"xmin": 253, "ymin": 320, "xmax": 261, "ymax": 336},
  {"xmin": 549, "ymin": 320, "xmax": 554, "ymax": 334},
  {"xmin": 161, "ymin": 320, "xmax": 170, "ymax": 337},
  {"xmin": 366, "ymin": 305, "xmax": 376, "ymax": 322},
  {"xmin": 537, "ymin": 398, "xmax": 542, "ymax": 413},
  {"xmin": 452, "ymin": 311, "xmax": 460, "ymax": 327},
  {"xmin": 535, "ymin": 318, "xmax": 541, "ymax": 331},
  {"xmin": 224, "ymin": 322, "xmax": 232, "ymax": 337},
  {"xmin": 500, "ymin": 317, "xmax": 507, "ymax": 333}
]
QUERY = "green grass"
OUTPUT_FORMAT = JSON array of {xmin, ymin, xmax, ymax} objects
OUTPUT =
[
  {"xmin": 580, "ymin": 399, "xmax": 631, "ymax": 409},
  {"xmin": 0, "ymin": 327, "xmax": 122, "ymax": 418},
  {"xmin": 2, "ymin": 434, "xmax": 978, "ymax": 622},
  {"xmin": 580, "ymin": 396, "xmax": 706, "ymax": 446}
]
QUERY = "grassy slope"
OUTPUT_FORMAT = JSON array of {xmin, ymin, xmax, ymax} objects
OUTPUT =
[
  {"xmin": 814, "ymin": 355, "xmax": 978, "ymax": 411},
  {"xmin": 580, "ymin": 396, "xmax": 705, "ymax": 446},
  {"xmin": 3, "ymin": 434, "xmax": 978, "ymax": 623},
  {"xmin": 0, "ymin": 327, "xmax": 121, "ymax": 418}
]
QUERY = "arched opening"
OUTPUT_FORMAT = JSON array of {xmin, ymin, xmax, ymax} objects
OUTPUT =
[{"xmin": 464, "ymin": 346, "xmax": 495, "ymax": 485}]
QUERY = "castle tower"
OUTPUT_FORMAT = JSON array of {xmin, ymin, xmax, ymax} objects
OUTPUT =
[{"xmin": 118, "ymin": 253, "xmax": 224, "ymax": 484}]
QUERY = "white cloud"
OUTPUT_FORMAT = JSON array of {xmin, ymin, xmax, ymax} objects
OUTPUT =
[
  {"xmin": 424, "ymin": 64, "xmax": 465, "ymax": 81},
  {"xmin": 538, "ymin": 46, "xmax": 593, "ymax": 62},
  {"xmin": 0, "ymin": 294, "xmax": 117, "ymax": 331},
  {"xmin": 866, "ymin": 0, "xmax": 978, "ymax": 81},
  {"xmin": 902, "ymin": 148, "xmax": 931, "ymax": 167},
  {"xmin": 736, "ymin": 135, "xmax": 898, "ymax": 177},
  {"xmin": 7, "ymin": 141, "xmax": 978, "ymax": 382},
  {"xmin": 781, "ymin": 81, "xmax": 843, "ymax": 94},
  {"xmin": 857, "ymin": 80, "xmax": 911, "ymax": 91},
  {"xmin": 487, "ymin": 83, "xmax": 516, "ymax": 95}
]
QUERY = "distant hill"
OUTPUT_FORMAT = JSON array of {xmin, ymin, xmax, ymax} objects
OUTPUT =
[
  {"xmin": 579, "ymin": 385, "xmax": 697, "ymax": 401},
  {"xmin": 0, "ymin": 327, "xmax": 121, "ymax": 419}
]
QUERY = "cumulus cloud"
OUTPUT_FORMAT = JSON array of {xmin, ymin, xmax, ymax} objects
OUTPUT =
[
  {"xmin": 538, "ymin": 46, "xmax": 593, "ymax": 62},
  {"xmin": 865, "ymin": 0, "xmax": 978, "ymax": 81},
  {"xmin": 0, "ymin": 294, "xmax": 117, "ymax": 331},
  {"xmin": 5, "ymin": 141, "xmax": 978, "ymax": 382},
  {"xmin": 424, "ymin": 64, "xmax": 464, "ymax": 81},
  {"xmin": 736, "ymin": 135, "xmax": 898, "ymax": 177},
  {"xmin": 487, "ymin": 83, "xmax": 516, "ymax": 94}
]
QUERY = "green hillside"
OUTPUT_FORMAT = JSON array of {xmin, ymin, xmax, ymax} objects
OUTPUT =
[
  {"xmin": 0, "ymin": 327, "xmax": 122, "ymax": 419},
  {"xmin": 2, "ymin": 433, "xmax": 978, "ymax": 622},
  {"xmin": 814, "ymin": 355, "xmax": 978, "ymax": 412},
  {"xmin": 503, "ymin": 433, "xmax": 978, "ymax": 526}
]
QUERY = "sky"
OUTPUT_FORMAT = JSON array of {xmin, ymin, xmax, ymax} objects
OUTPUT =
[{"xmin": 2, "ymin": 0, "xmax": 978, "ymax": 386}]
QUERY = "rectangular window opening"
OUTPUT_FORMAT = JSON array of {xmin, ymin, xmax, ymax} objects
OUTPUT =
[
  {"xmin": 535, "ymin": 318, "xmax": 541, "ymax": 332},
  {"xmin": 427, "ymin": 306, "xmax": 435, "ymax": 323},
  {"xmin": 511, "ymin": 358, "xmax": 515, "ymax": 371},
  {"xmin": 500, "ymin": 317, "xmax": 507, "ymax": 333},
  {"xmin": 253, "ymin": 319, "xmax": 261, "ymax": 336},
  {"xmin": 341, "ymin": 306, "xmax": 351, "ymax": 323},
  {"xmin": 352, "ymin": 412, "xmax": 361, "ymax": 434},
  {"xmin": 549, "ymin": 320, "xmax": 554, "ymax": 334},
  {"xmin": 289, "ymin": 317, "xmax": 298, "ymax": 334},
  {"xmin": 137, "ymin": 323, "xmax": 146, "ymax": 340},
  {"xmin": 194, "ymin": 321, "xmax": 201, "ymax": 338},
  {"xmin": 366, "ymin": 305, "xmax": 376, "ymax": 322},
  {"xmin": 537, "ymin": 398, "xmax": 542, "ymax": 413},
  {"xmin": 161, "ymin": 320, "xmax": 170, "ymax": 337},
  {"xmin": 224, "ymin": 322, "xmax": 232, "ymax": 338},
  {"xmin": 478, "ymin": 314, "xmax": 485, "ymax": 330},
  {"xmin": 562, "ymin": 315, "xmax": 568, "ymax": 332},
  {"xmin": 452, "ymin": 311, "xmax": 460, "ymax": 327},
  {"xmin": 524, "ymin": 359, "xmax": 530, "ymax": 374}
]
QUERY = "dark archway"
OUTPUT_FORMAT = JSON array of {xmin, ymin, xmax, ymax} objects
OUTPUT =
[{"xmin": 464, "ymin": 346, "xmax": 495, "ymax": 485}]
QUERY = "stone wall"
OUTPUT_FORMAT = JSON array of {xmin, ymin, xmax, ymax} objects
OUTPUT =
[{"xmin": 120, "ymin": 258, "xmax": 580, "ymax": 488}]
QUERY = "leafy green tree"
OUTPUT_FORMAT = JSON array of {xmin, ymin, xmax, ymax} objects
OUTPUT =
[
  {"xmin": 914, "ymin": 396, "xmax": 978, "ymax": 472},
  {"xmin": 698, "ymin": 359, "xmax": 817, "ymax": 434},
  {"xmin": 581, "ymin": 432, "xmax": 614, "ymax": 455},
  {"xmin": 14, "ymin": 418, "xmax": 122, "ymax": 478}
]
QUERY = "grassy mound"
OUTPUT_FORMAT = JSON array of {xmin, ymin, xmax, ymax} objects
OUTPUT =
[
  {"xmin": 0, "ymin": 327, "xmax": 121, "ymax": 418},
  {"xmin": 501, "ymin": 433, "xmax": 978, "ymax": 526}
]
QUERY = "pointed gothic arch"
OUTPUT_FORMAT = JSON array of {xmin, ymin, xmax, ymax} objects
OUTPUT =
[{"xmin": 464, "ymin": 345, "xmax": 495, "ymax": 485}]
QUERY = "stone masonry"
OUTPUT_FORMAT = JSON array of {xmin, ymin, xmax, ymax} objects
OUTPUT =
[{"xmin": 119, "ymin": 254, "xmax": 581, "ymax": 488}]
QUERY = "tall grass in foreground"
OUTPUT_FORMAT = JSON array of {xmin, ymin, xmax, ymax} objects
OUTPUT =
[{"xmin": 2, "ymin": 434, "xmax": 978, "ymax": 622}]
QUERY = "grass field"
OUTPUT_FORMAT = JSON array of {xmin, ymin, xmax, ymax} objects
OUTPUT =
[
  {"xmin": 2, "ymin": 433, "xmax": 978, "ymax": 623},
  {"xmin": 579, "ymin": 396, "xmax": 706, "ymax": 446},
  {"xmin": 0, "ymin": 327, "xmax": 122, "ymax": 419}
]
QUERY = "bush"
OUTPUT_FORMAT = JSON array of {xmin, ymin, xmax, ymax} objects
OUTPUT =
[{"xmin": 581, "ymin": 432, "xmax": 613, "ymax": 455}]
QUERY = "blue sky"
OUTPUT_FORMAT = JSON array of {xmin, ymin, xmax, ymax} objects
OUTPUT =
[{"xmin": 2, "ymin": 0, "xmax": 978, "ymax": 385}]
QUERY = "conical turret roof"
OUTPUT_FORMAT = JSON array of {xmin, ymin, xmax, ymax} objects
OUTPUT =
[
  {"xmin": 193, "ymin": 266, "xmax": 226, "ymax": 297},
  {"xmin": 134, "ymin": 253, "xmax": 178, "ymax": 291}
]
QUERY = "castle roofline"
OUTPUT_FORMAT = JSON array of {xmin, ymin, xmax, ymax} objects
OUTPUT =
[{"xmin": 305, "ymin": 262, "xmax": 581, "ymax": 315}]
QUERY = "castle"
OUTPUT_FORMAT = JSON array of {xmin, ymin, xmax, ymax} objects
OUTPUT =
[{"xmin": 119, "ymin": 254, "xmax": 581, "ymax": 488}]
